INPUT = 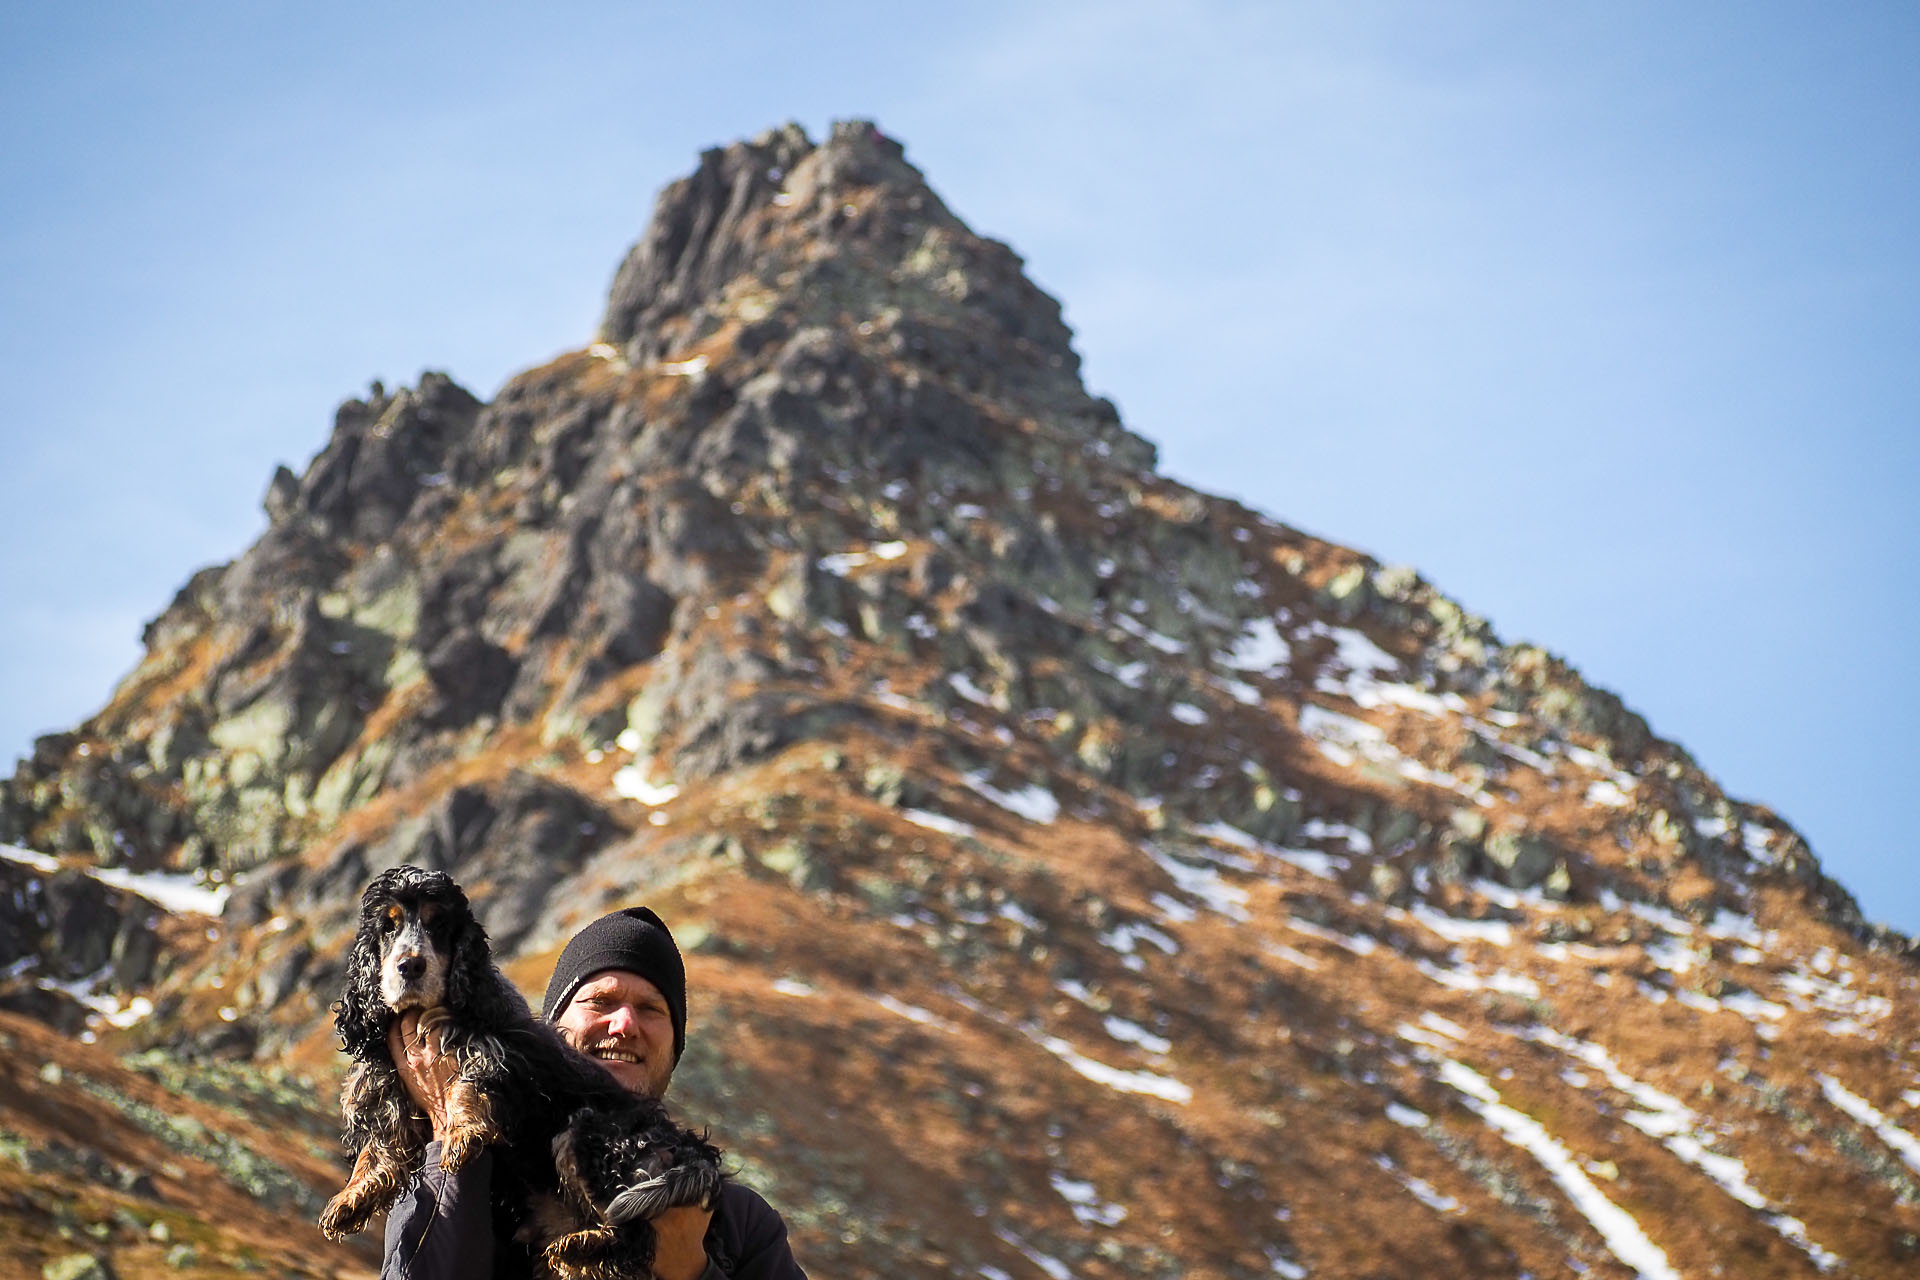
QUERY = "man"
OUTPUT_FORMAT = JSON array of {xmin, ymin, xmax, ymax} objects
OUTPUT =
[{"xmin": 382, "ymin": 907, "xmax": 807, "ymax": 1279}]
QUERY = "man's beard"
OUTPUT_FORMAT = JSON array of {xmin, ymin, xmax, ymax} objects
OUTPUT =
[{"xmin": 565, "ymin": 1031, "xmax": 668, "ymax": 1097}]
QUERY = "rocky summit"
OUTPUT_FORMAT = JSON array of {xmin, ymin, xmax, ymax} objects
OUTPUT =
[{"xmin": 2, "ymin": 120, "xmax": 1917, "ymax": 1279}]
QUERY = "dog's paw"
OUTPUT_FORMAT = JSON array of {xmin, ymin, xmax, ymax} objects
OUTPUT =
[
  {"xmin": 545, "ymin": 1261, "xmax": 636, "ymax": 1280},
  {"xmin": 318, "ymin": 1194, "xmax": 367, "ymax": 1240},
  {"xmin": 544, "ymin": 1226, "xmax": 646, "ymax": 1280},
  {"xmin": 440, "ymin": 1125, "xmax": 490, "ymax": 1172}
]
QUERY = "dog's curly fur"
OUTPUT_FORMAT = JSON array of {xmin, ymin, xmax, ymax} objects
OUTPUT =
[{"xmin": 318, "ymin": 865, "xmax": 725, "ymax": 1279}]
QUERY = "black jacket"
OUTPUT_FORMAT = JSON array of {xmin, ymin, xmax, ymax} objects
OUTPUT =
[{"xmin": 381, "ymin": 1141, "xmax": 806, "ymax": 1280}]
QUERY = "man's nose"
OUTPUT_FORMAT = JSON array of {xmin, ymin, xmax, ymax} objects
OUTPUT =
[
  {"xmin": 604, "ymin": 1004, "xmax": 638, "ymax": 1036},
  {"xmin": 397, "ymin": 955, "xmax": 425, "ymax": 982}
]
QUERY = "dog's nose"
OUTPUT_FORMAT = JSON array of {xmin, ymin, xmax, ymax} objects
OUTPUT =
[{"xmin": 397, "ymin": 955, "xmax": 426, "ymax": 982}]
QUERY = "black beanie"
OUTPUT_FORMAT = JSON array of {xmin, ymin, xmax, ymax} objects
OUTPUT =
[{"xmin": 540, "ymin": 907, "xmax": 687, "ymax": 1061}]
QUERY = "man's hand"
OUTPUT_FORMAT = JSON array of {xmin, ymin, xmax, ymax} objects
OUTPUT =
[
  {"xmin": 649, "ymin": 1204, "xmax": 713, "ymax": 1280},
  {"xmin": 389, "ymin": 1010, "xmax": 458, "ymax": 1143}
]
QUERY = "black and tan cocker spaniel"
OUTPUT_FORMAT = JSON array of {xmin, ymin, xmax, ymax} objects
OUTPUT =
[{"xmin": 318, "ymin": 864, "xmax": 725, "ymax": 1278}]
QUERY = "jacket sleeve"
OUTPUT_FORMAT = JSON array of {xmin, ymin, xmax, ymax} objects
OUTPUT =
[
  {"xmin": 711, "ymin": 1184, "xmax": 807, "ymax": 1280},
  {"xmin": 380, "ymin": 1141, "xmax": 498, "ymax": 1279}
]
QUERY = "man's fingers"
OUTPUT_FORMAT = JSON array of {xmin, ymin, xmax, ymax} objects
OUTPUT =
[
  {"xmin": 387, "ymin": 1012, "xmax": 451, "ymax": 1096},
  {"xmin": 389, "ymin": 1011, "xmax": 423, "ymax": 1052},
  {"xmin": 405, "ymin": 1023, "xmax": 457, "ymax": 1085},
  {"xmin": 391, "ymin": 1012, "xmax": 441, "ymax": 1062}
]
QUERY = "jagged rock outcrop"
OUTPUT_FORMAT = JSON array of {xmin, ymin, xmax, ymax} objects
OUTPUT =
[
  {"xmin": 3, "ymin": 121, "xmax": 1916, "ymax": 1279},
  {"xmin": 0, "ymin": 122, "xmax": 1156, "ymax": 898},
  {"xmin": 0, "ymin": 858, "xmax": 160, "ymax": 1029}
]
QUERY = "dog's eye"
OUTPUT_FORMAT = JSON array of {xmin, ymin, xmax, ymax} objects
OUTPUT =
[{"xmin": 382, "ymin": 907, "xmax": 403, "ymax": 932}]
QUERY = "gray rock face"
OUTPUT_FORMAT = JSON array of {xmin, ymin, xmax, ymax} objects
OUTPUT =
[
  {"xmin": 287, "ymin": 374, "xmax": 483, "ymax": 544},
  {"xmin": 229, "ymin": 769, "xmax": 610, "ymax": 953},
  {"xmin": 0, "ymin": 858, "xmax": 160, "ymax": 1030},
  {"xmin": 600, "ymin": 123, "xmax": 815, "ymax": 362}
]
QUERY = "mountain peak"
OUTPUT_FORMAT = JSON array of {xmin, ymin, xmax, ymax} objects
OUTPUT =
[{"xmin": 598, "ymin": 119, "xmax": 1084, "ymax": 393}]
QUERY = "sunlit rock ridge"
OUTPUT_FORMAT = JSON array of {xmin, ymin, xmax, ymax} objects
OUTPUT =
[{"xmin": 1, "ymin": 120, "xmax": 1916, "ymax": 1279}]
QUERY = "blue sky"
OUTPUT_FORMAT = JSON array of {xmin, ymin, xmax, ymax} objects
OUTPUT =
[{"xmin": 3, "ymin": 3, "xmax": 1915, "ymax": 931}]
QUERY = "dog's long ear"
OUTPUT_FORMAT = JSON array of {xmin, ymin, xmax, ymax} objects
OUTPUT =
[
  {"xmin": 333, "ymin": 925, "xmax": 391, "ymax": 1056},
  {"xmin": 445, "ymin": 906, "xmax": 505, "ymax": 1025}
]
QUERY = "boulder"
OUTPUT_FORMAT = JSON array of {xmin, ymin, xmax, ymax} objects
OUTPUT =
[
  {"xmin": 1482, "ymin": 828, "xmax": 1566, "ymax": 892},
  {"xmin": 42, "ymin": 1253, "xmax": 114, "ymax": 1280}
]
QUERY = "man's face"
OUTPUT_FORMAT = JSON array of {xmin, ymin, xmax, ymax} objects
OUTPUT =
[{"xmin": 554, "ymin": 969, "xmax": 676, "ymax": 1098}]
